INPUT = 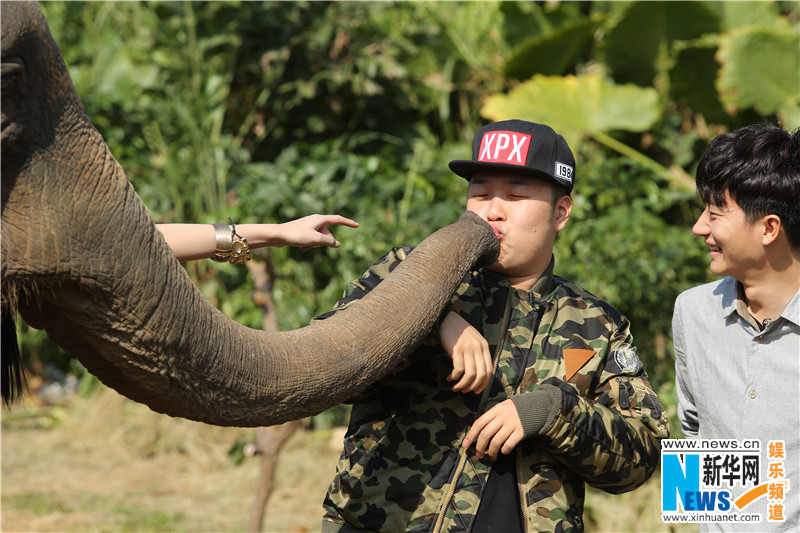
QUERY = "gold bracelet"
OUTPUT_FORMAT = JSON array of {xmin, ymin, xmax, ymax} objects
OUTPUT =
[
  {"xmin": 212, "ymin": 222, "xmax": 233, "ymax": 262},
  {"xmin": 227, "ymin": 217, "xmax": 251, "ymax": 265}
]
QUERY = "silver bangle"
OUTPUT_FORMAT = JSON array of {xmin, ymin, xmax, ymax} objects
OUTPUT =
[{"xmin": 212, "ymin": 222, "xmax": 233, "ymax": 262}]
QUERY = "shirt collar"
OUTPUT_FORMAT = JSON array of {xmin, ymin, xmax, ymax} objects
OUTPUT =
[
  {"xmin": 528, "ymin": 256, "xmax": 555, "ymax": 300},
  {"xmin": 726, "ymin": 280, "xmax": 748, "ymax": 318},
  {"xmin": 780, "ymin": 288, "xmax": 800, "ymax": 328},
  {"xmin": 479, "ymin": 255, "xmax": 556, "ymax": 300},
  {"xmin": 726, "ymin": 278, "xmax": 800, "ymax": 330}
]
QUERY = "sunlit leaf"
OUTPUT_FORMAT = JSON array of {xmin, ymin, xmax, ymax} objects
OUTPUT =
[
  {"xmin": 703, "ymin": 1, "xmax": 780, "ymax": 31},
  {"xmin": 717, "ymin": 26, "xmax": 800, "ymax": 128},
  {"xmin": 481, "ymin": 74, "xmax": 660, "ymax": 148}
]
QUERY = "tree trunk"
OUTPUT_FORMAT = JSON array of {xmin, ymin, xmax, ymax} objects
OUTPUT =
[
  {"xmin": 246, "ymin": 421, "xmax": 303, "ymax": 533},
  {"xmin": 244, "ymin": 255, "xmax": 298, "ymax": 533}
]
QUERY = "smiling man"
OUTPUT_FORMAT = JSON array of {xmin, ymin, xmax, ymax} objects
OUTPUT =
[
  {"xmin": 674, "ymin": 123, "xmax": 800, "ymax": 531},
  {"xmin": 318, "ymin": 119, "xmax": 668, "ymax": 532}
]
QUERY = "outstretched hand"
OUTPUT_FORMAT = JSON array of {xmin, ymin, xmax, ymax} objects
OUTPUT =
[
  {"xmin": 462, "ymin": 399, "xmax": 523, "ymax": 461},
  {"xmin": 440, "ymin": 311, "xmax": 493, "ymax": 394},
  {"xmin": 276, "ymin": 214, "xmax": 359, "ymax": 250}
]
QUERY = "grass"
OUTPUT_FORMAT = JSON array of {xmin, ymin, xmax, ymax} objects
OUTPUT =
[
  {"xmin": 9, "ymin": 492, "xmax": 183, "ymax": 532},
  {"xmin": 11, "ymin": 493, "xmax": 75, "ymax": 516}
]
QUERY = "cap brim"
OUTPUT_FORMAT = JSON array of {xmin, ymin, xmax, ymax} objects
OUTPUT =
[{"xmin": 448, "ymin": 160, "xmax": 562, "ymax": 187}]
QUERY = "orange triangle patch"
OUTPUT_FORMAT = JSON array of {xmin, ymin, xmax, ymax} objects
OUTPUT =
[{"xmin": 563, "ymin": 349, "xmax": 596, "ymax": 381}]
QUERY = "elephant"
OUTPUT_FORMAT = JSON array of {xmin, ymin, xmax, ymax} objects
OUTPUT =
[{"xmin": 0, "ymin": 2, "xmax": 499, "ymax": 426}]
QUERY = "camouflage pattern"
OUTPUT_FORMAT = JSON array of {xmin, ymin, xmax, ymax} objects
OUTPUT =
[{"xmin": 317, "ymin": 246, "xmax": 669, "ymax": 533}]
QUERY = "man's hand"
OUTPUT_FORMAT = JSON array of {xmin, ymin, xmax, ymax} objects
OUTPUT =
[
  {"xmin": 462, "ymin": 399, "xmax": 523, "ymax": 460},
  {"xmin": 440, "ymin": 311, "xmax": 492, "ymax": 394}
]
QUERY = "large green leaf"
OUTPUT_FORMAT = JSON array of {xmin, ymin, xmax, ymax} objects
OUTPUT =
[
  {"xmin": 602, "ymin": 1, "xmax": 719, "ymax": 86},
  {"xmin": 717, "ymin": 26, "xmax": 800, "ymax": 128},
  {"xmin": 503, "ymin": 14, "xmax": 604, "ymax": 79},
  {"xmin": 481, "ymin": 74, "xmax": 660, "ymax": 149}
]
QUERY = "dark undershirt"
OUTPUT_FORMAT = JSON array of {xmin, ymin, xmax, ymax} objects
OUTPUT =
[
  {"xmin": 750, "ymin": 314, "xmax": 770, "ymax": 331},
  {"xmin": 471, "ymin": 451, "xmax": 525, "ymax": 532}
]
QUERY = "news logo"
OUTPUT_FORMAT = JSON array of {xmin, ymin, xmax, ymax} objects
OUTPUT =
[{"xmin": 661, "ymin": 439, "xmax": 790, "ymax": 525}]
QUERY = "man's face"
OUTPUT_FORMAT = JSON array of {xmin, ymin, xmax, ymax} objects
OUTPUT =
[
  {"xmin": 693, "ymin": 191, "xmax": 768, "ymax": 280},
  {"xmin": 466, "ymin": 171, "xmax": 571, "ymax": 285}
]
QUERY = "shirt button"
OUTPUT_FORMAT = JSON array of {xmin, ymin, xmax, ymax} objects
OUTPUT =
[
  {"xmin": 756, "ymin": 336, "xmax": 764, "ymax": 343},
  {"xmin": 749, "ymin": 390, "xmax": 757, "ymax": 399}
]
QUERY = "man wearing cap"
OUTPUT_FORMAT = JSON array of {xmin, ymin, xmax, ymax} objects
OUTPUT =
[{"xmin": 318, "ymin": 120, "xmax": 669, "ymax": 532}]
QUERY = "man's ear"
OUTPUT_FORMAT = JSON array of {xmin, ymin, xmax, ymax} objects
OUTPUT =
[
  {"xmin": 554, "ymin": 195, "xmax": 572, "ymax": 233},
  {"xmin": 762, "ymin": 214, "xmax": 782, "ymax": 246}
]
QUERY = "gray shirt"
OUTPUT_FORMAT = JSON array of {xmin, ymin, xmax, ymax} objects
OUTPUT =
[{"xmin": 674, "ymin": 277, "xmax": 800, "ymax": 532}]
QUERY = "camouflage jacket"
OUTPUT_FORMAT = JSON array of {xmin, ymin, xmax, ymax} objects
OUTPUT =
[{"xmin": 318, "ymin": 247, "xmax": 669, "ymax": 533}]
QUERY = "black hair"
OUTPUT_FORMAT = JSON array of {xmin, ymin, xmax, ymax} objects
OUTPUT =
[
  {"xmin": 696, "ymin": 123, "xmax": 800, "ymax": 251},
  {"xmin": 551, "ymin": 183, "xmax": 570, "ymax": 204}
]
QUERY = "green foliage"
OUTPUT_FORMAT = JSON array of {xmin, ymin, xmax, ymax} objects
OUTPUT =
[
  {"xmin": 235, "ymin": 132, "xmax": 468, "ymax": 328},
  {"xmin": 504, "ymin": 14, "xmax": 605, "ymax": 79},
  {"xmin": 717, "ymin": 26, "xmax": 800, "ymax": 128},
  {"xmin": 708, "ymin": 0, "xmax": 784, "ymax": 31},
  {"xmin": 671, "ymin": 42, "xmax": 730, "ymax": 124},
  {"xmin": 601, "ymin": 1, "xmax": 720, "ymax": 87},
  {"xmin": 27, "ymin": 1, "xmax": 798, "ymax": 433}
]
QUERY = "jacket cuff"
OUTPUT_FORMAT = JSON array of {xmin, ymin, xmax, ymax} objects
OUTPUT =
[{"xmin": 511, "ymin": 384, "xmax": 563, "ymax": 439}]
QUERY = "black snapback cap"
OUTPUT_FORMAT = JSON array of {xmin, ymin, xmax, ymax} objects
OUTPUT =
[{"xmin": 449, "ymin": 119, "xmax": 576, "ymax": 192}]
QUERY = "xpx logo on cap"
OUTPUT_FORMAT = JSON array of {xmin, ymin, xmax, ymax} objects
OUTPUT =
[{"xmin": 478, "ymin": 131, "xmax": 531, "ymax": 167}]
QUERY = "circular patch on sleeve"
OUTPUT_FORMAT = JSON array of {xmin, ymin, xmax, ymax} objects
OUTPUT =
[{"xmin": 612, "ymin": 344, "xmax": 641, "ymax": 375}]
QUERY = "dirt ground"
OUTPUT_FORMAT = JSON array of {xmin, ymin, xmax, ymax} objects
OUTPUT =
[
  {"xmin": 2, "ymin": 387, "xmax": 691, "ymax": 533},
  {"xmin": 1, "ymin": 388, "xmax": 342, "ymax": 532}
]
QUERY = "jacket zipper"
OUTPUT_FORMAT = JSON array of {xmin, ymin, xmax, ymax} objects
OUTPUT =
[
  {"xmin": 514, "ymin": 296, "xmax": 544, "ymax": 533},
  {"xmin": 433, "ymin": 286, "xmax": 513, "ymax": 533},
  {"xmin": 516, "ymin": 445, "xmax": 530, "ymax": 533}
]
